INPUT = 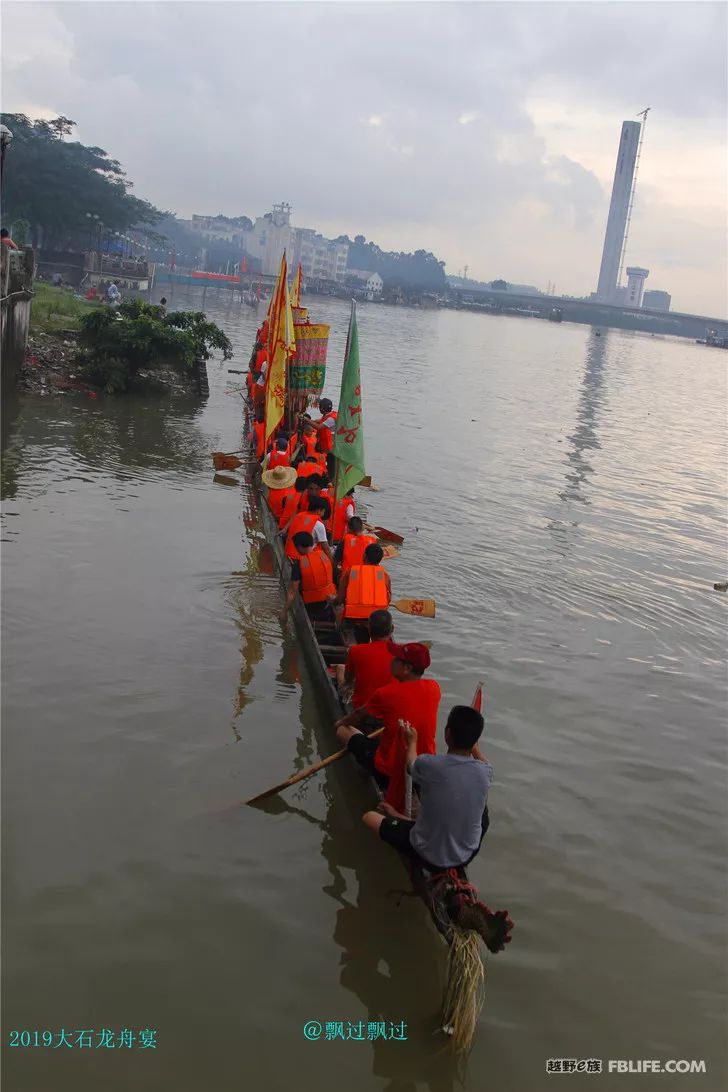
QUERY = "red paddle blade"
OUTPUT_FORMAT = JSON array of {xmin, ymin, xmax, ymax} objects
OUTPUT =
[{"xmin": 471, "ymin": 682, "xmax": 483, "ymax": 713}]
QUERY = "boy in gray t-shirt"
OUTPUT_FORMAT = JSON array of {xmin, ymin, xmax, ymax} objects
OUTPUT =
[
  {"xmin": 363, "ymin": 705, "xmax": 514, "ymax": 953},
  {"xmin": 363, "ymin": 704, "xmax": 491, "ymax": 870}
]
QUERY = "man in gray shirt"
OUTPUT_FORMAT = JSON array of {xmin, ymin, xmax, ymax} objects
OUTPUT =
[{"xmin": 362, "ymin": 704, "xmax": 492, "ymax": 870}]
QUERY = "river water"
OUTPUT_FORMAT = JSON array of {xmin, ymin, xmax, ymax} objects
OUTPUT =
[{"xmin": 2, "ymin": 291, "xmax": 726, "ymax": 1091}]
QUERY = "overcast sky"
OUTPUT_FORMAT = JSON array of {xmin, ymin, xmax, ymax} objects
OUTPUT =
[{"xmin": 3, "ymin": 1, "xmax": 726, "ymax": 315}]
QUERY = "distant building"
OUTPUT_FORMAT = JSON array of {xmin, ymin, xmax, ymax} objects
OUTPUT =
[
  {"xmin": 294, "ymin": 228, "xmax": 348, "ymax": 283},
  {"xmin": 366, "ymin": 272, "xmax": 383, "ymax": 298},
  {"xmin": 642, "ymin": 289, "xmax": 671, "ymax": 312},
  {"xmin": 187, "ymin": 215, "xmax": 249, "ymax": 245},
  {"xmin": 239, "ymin": 203, "xmax": 295, "ymax": 276},
  {"xmin": 596, "ymin": 120, "xmax": 642, "ymax": 303},
  {"xmin": 232, "ymin": 204, "xmax": 348, "ymax": 282},
  {"xmin": 625, "ymin": 266, "xmax": 649, "ymax": 308}
]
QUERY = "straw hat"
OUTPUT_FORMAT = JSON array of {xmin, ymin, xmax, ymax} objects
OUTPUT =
[{"xmin": 262, "ymin": 465, "xmax": 296, "ymax": 490}]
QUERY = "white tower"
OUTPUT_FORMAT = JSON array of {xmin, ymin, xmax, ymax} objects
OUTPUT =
[
  {"xmin": 596, "ymin": 120, "xmax": 642, "ymax": 303},
  {"xmin": 625, "ymin": 266, "xmax": 649, "ymax": 308}
]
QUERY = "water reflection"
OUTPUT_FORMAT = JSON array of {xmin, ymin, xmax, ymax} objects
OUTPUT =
[
  {"xmin": 547, "ymin": 329, "xmax": 608, "ymax": 553},
  {"xmin": 558, "ymin": 329, "xmax": 607, "ymax": 506}
]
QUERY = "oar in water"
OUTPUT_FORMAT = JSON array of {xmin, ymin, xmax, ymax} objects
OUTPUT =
[
  {"xmin": 359, "ymin": 476, "xmax": 381, "ymax": 491},
  {"xmin": 211, "ymin": 447, "xmax": 245, "ymax": 458},
  {"xmin": 392, "ymin": 598, "xmax": 436, "ymax": 618},
  {"xmin": 247, "ymin": 727, "xmax": 385, "ymax": 805},
  {"xmin": 213, "ymin": 454, "xmax": 243, "ymax": 470},
  {"xmin": 364, "ymin": 523, "xmax": 404, "ymax": 545}
]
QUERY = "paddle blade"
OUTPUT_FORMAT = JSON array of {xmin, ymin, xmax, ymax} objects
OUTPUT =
[
  {"xmin": 372, "ymin": 525, "xmax": 404, "ymax": 544},
  {"xmin": 213, "ymin": 473, "xmax": 241, "ymax": 487},
  {"xmin": 381, "ymin": 545, "xmax": 400, "ymax": 560},
  {"xmin": 213, "ymin": 454, "xmax": 242, "ymax": 470},
  {"xmin": 471, "ymin": 681, "xmax": 484, "ymax": 713},
  {"xmin": 246, "ymin": 780, "xmax": 292, "ymax": 806},
  {"xmin": 393, "ymin": 598, "xmax": 436, "ymax": 618}
]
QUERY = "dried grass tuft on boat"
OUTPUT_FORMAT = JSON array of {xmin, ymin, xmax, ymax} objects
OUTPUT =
[{"xmin": 440, "ymin": 928, "xmax": 485, "ymax": 1052}]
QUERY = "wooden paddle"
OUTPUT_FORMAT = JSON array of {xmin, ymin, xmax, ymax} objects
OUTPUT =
[
  {"xmin": 211, "ymin": 447, "xmax": 245, "ymax": 458},
  {"xmin": 247, "ymin": 727, "xmax": 385, "ymax": 804},
  {"xmin": 359, "ymin": 476, "xmax": 380, "ymax": 491},
  {"xmin": 213, "ymin": 454, "xmax": 242, "ymax": 470},
  {"xmin": 381, "ymin": 544, "xmax": 400, "ymax": 560},
  {"xmin": 364, "ymin": 523, "xmax": 404, "ymax": 545},
  {"xmin": 392, "ymin": 598, "xmax": 436, "ymax": 618}
]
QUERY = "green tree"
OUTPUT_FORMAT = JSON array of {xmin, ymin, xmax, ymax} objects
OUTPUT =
[
  {"xmin": 77, "ymin": 299, "xmax": 232, "ymax": 393},
  {"xmin": 0, "ymin": 114, "xmax": 163, "ymax": 249},
  {"xmin": 491, "ymin": 279, "xmax": 509, "ymax": 291}
]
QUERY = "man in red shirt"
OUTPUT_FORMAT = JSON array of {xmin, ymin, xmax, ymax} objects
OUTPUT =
[
  {"xmin": 335, "ymin": 642, "xmax": 441, "ymax": 811},
  {"xmin": 337, "ymin": 609, "xmax": 395, "ymax": 709}
]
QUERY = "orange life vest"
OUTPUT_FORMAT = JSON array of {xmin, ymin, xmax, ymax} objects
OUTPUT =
[
  {"xmin": 297, "ymin": 461, "xmax": 320, "ymax": 479},
  {"xmin": 332, "ymin": 496, "xmax": 356, "ymax": 542},
  {"xmin": 302, "ymin": 432, "xmax": 318, "ymax": 457},
  {"xmin": 253, "ymin": 421, "xmax": 265, "ymax": 459},
  {"xmin": 285, "ymin": 512, "xmax": 319, "ymax": 559},
  {"xmin": 344, "ymin": 564, "xmax": 390, "ymax": 620},
  {"xmin": 268, "ymin": 485, "xmax": 296, "ymax": 522},
  {"xmin": 268, "ymin": 448, "xmax": 290, "ymax": 470},
  {"xmin": 299, "ymin": 552, "xmax": 336, "ymax": 604},
  {"xmin": 317, "ymin": 411, "xmax": 337, "ymax": 454},
  {"xmin": 341, "ymin": 533, "xmax": 377, "ymax": 572},
  {"xmin": 278, "ymin": 490, "xmax": 300, "ymax": 529},
  {"xmin": 255, "ymin": 347, "xmax": 266, "ymax": 370}
]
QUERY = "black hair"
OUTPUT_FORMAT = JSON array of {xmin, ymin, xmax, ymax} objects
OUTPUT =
[
  {"xmin": 446, "ymin": 706, "xmax": 484, "ymax": 750},
  {"xmin": 276, "ymin": 437, "xmax": 288, "ymax": 450},
  {"xmin": 0, "ymin": 229, "xmax": 9, "ymax": 238},
  {"xmin": 160, "ymin": 297, "xmax": 167, "ymax": 305},
  {"xmin": 319, "ymin": 398, "xmax": 333, "ymax": 412},
  {"xmin": 319, "ymin": 473, "xmax": 331, "ymax": 487},
  {"xmin": 309, "ymin": 498, "xmax": 331, "ymax": 519},
  {"xmin": 368, "ymin": 609, "xmax": 393, "ymax": 638},
  {"xmin": 364, "ymin": 543, "xmax": 383, "ymax": 564},
  {"xmin": 294, "ymin": 477, "xmax": 309, "ymax": 493},
  {"xmin": 348, "ymin": 516, "xmax": 363, "ymax": 533},
  {"xmin": 293, "ymin": 531, "xmax": 314, "ymax": 551},
  {"xmin": 306, "ymin": 475, "xmax": 322, "ymax": 488}
]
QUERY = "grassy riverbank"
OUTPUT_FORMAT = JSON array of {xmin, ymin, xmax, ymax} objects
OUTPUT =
[{"xmin": 29, "ymin": 283, "xmax": 99, "ymax": 336}]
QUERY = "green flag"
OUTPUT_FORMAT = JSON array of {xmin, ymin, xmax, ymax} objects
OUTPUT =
[{"xmin": 333, "ymin": 301, "xmax": 366, "ymax": 502}]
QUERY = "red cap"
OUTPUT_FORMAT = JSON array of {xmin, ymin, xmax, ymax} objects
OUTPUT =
[{"xmin": 387, "ymin": 641, "xmax": 431, "ymax": 673}]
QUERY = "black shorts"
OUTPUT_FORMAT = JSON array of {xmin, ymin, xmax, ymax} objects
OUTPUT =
[
  {"xmin": 378, "ymin": 817, "xmax": 439, "ymax": 870},
  {"xmin": 379, "ymin": 814, "xmax": 489, "ymax": 872},
  {"xmin": 347, "ymin": 733, "xmax": 389, "ymax": 790}
]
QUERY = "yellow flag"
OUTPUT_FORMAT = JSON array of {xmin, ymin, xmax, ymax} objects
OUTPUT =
[
  {"xmin": 291, "ymin": 263, "xmax": 302, "ymax": 308},
  {"xmin": 264, "ymin": 253, "xmax": 295, "ymax": 443}
]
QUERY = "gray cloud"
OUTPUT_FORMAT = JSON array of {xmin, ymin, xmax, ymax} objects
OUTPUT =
[{"xmin": 2, "ymin": 1, "xmax": 725, "ymax": 313}]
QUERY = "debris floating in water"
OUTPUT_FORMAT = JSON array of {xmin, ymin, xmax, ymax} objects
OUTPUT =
[{"xmin": 713, "ymin": 581, "xmax": 728, "ymax": 592}]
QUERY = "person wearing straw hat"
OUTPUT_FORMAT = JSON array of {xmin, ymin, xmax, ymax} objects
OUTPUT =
[{"xmin": 262, "ymin": 464, "xmax": 297, "ymax": 523}]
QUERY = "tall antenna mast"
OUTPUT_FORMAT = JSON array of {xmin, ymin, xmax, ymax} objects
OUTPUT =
[{"xmin": 617, "ymin": 107, "xmax": 650, "ymax": 289}]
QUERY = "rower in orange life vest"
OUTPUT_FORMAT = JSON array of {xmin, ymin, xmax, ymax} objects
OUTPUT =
[
  {"xmin": 334, "ymin": 515, "xmax": 377, "ymax": 574},
  {"xmin": 250, "ymin": 406, "xmax": 266, "ymax": 462},
  {"xmin": 304, "ymin": 397, "xmax": 337, "ymax": 457},
  {"xmin": 282, "ymin": 497, "xmax": 334, "ymax": 563},
  {"xmin": 329, "ymin": 488, "xmax": 356, "ymax": 543},
  {"xmin": 261, "ymin": 464, "xmax": 297, "ymax": 523},
  {"xmin": 336, "ymin": 542, "xmax": 392, "ymax": 643},
  {"xmin": 280, "ymin": 531, "xmax": 337, "ymax": 625},
  {"xmin": 264, "ymin": 436, "xmax": 291, "ymax": 471}
]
